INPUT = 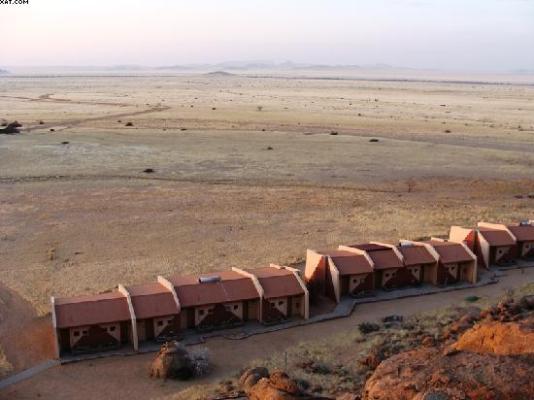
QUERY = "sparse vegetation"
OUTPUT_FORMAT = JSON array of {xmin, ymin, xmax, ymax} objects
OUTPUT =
[
  {"xmin": 464, "ymin": 295, "xmax": 480, "ymax": 303},
  {"xmin": 0, "ymin": 347, "xmax": 13, "ymax": 379}
]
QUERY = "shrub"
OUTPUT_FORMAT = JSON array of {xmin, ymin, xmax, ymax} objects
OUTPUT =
[
  {"xmin": 189, "ymin": 347, "xmax": 211, "ymax": 377},
  {"xmin": 465, "ymin": 295, "xmax": 480, "ymax": 303},
  {"xmin": 358, "ymin": 322, "xmax": 380, "ymax": 334}
]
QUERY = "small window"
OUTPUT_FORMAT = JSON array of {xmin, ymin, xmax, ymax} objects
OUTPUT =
[
  {"xmin": 82, "ymin": 330, "xmax": 88, "ymax": 335},
  {"xmin": 167, "ymin": 319, "xmax": 172, "ymax": 324},
  {"xmin": 233, "ymin": 304, "xmax": 238, "ymax": 310},
  {"xmin": 278, "ymin": 301, "xmax": 284, "ymax": 306},
  {"xmin": 157, "ymin": 320, "xmax": 163, "ymax": 326},
  {"xmin": 270, "ymin": 302, "xmax": 275, "ymax": 307},
  {"xmin": 73, "ymin": 330, "xmax": 80, "ymax": 337},
  {"xmin": 199, "ymin": 309, "xmax": 205, "ymax": 316},
  {"xmin": 208, "ymin": 308, "xmax": 213, "ymax": 314},
  {"xmin": 109, "ymin": 326, "xmax": 116, "ymax": 332}
]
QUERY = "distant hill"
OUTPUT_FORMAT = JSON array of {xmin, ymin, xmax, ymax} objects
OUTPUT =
[
  {"xmin": 0, "ymin": 68, "xmax": 10, "ymax": 75},
  {"xmin": 204, "ymin": 71, "xmax": 236, "ymax": 77}
]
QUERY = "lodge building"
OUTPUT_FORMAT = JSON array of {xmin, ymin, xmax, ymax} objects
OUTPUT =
[{"xmin": 51, "ymin": 220, "xmax": 530, "ymax": 358}]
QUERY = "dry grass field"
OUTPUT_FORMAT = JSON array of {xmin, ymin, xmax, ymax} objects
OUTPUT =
[{"xmin": 1, "ymin": 70, "xmax": 534, "ymax": 396}]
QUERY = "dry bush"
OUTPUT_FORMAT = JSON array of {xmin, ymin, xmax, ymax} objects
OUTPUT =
[
  {"xmin": 0, "ymin": 347, "xmax": 13, "ymax": 379},
  {"xmin": 189, "ymin": 347, "xmax": 211, "ymax": 377}
]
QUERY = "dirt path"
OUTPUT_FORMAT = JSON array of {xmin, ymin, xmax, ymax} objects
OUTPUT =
[
  {"xmin": 2, "ymin": 268, "xmax": 532, "ymax": 400},
  {"xmin": 0, "ymin": 93, "xmax": 170, "ymax": 132}
]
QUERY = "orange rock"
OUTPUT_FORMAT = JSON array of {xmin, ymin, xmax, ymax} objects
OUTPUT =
[
  {"xmin": 453, "ymin": 317, "xmax": 534, "ymax": 356},
  {"xmin": 363, "ymin": 346, "xmax": 534, "ymax": 399}
]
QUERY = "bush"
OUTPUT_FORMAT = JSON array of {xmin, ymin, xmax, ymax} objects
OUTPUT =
[
  {"xmin": 464, "ymin": 295, "xmax": 480, "ymax": 303},
  {"xmin": 358, "ymin": 322, "xmax": 380, "ymax": 334},
  {"xmin": 189, "ymin": 347, "xmax": 211, "ymax": 377}
]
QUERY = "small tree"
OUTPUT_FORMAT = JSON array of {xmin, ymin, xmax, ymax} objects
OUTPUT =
[{"xmin": 256, "ymin": 105, "xmax": 263, "ymax": 111}]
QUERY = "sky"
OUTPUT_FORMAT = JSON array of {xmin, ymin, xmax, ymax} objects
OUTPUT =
[{"xmin": 1, "ymin": 0, "xmax": 533, "ymax": 71}]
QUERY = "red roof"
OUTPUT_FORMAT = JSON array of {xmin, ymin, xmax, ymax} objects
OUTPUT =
[
  {"xmin": 478, "ymin": 228, "xmax": 515, "ymax": 247},
  {"xmin": 427, "ymin": 241, "xmax": 474, "ymax": 264},
  {"xmin": 328, "ymin": 252, "xmax": 374, "ymax": 275},
  {"xmin": 350, "ymin": 243, "xmax": 390, "ymax": 252},
  {"xmin": 168, "ymin": 270, "xmax": 260, "ymax": 308},
  {"xmin": 126, "ymin": 282, "xmax": 179, "ymax": 320},
  {"xmin": 247, "ymin": 267, "xmax": 304, "ymax": 299},
  {"xmin": 348, "ymin": 244, "xmax": 403, "ymax": 270},
  {"xmin": 399, "ymin": 245, "xmax": 436, "ymax": 266},
  {"xmin": 507, "ymin": 225, "xmax": 534, "ymax": 242},
  {"xmin": 55, "ymin": 291, "xmax": 131, "ymax": 329}
]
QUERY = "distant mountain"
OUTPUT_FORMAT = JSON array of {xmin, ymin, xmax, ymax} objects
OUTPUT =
[
  {"xmin": 108, "ymin": 65, "xmax": 145, "ymax": 71},
  {"xmin": 204, "ymin": 71, "xmax": 236, "ymax": 77},
  {"xmin": 0, "ymin": 68, "xmax": 10, "ymax": 75}
]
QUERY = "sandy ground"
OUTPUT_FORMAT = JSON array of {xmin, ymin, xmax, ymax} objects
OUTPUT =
[
  {"xmin": 0, "ymin": 72, "xmax": 533, "ymax": 393},
  {"xmin": 2, "ymin": 268, "xmax": 533, "ymax": 400}
]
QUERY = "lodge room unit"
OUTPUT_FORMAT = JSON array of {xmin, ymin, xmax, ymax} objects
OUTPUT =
[
  {"xmin": 397, "ymin": 240, "xmax": 439, "ymax": 285},
  {"xmin": 167, "ymin": 270, "xmax": 261, "ymax": 332},
  {"xmin": 305, "ymin": 248, "xmax": 374, "ymax": 303},
  {"xmin": 51, "ymin": 290, "xmax": 135, "ymax": 357},
  {"xmin": 422, "ymin": 239, "xmax": 477, "ymax": 285},
  {"xmin": 339, "ymin": 243, "xmax": 406, "ymax": 290},
  {"xmin": 507, "ymin": 221, "xmax": 534, "ymax": 260},
  {"xmin": 124, "ymin": 280, "xmax": 181, "ymax": 346},
  {"xmin": 450, "ymin": 223, "xmax": 516, "ymax": 268},
  {"xmin": 241, "ymin": 264, "xmax": 309, "ymax": 324}
]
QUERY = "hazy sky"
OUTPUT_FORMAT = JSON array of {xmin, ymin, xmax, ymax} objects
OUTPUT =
[{"xmin": 2, "ymin": 0, "xmax": 533, "ymax": 71}]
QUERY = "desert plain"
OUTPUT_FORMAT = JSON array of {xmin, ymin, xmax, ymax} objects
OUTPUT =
[{"xmin": 1, "ymin": 68, "xmax": 534, "ymax": 399}]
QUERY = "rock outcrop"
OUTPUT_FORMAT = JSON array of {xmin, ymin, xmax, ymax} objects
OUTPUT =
[
  {"xmin": 362, "ymin": 296, "xmax": 534, "ymax": 400},
  {"xmin": 149, "ymin": 341, "xmax": 194, "ymax": 380},
  {"xmin": 363, "ymin": 346, "xmax": 534, "ymax": 400},
  {"xmin": 240, "ymin": 368, "xmax": 333, "ymax": 400},
  {"xmin": 452, "ymin": 316, "xmax": 534, "ymax": 356}
]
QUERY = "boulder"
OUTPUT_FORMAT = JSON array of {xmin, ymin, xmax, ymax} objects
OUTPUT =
[
  {"xmin": 149, "ymin": 341, "xmax": 194, "ymax": 380},
  {"xmin": 243, "ymin": 368, "xmax": 334, "ymax": 400},
  {"xmin": 238, "ymin": 366, "xmax": 269, "ymax": 391},
  {"xmin": 452, "ymin": 317, "xmax": 534, "ymax": 356}
]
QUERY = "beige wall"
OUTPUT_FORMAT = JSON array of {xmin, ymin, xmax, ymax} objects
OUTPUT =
[
  {"xmin": 449, "ymin": 226, "xmax": 473, "ymax": 245},
  {"xmin": 407, "ymin": 265, "xmax": 421, "ymax": 281},
  {"xmin": 443, "ymin": 263, "xmax": 459, "ymax": 279},
  {"xmin": 305, "ymin": 249, "xmax": 325, "ymax": 282},
  {"xmin": 195, "ymin": 302, "xmax": 244, "ymax": 326},
  {"xmin": 268, "ymin": 297, "xmax": 288, "ymax": 316},
  {"xmin": 495, "ymin": 246, "xmax": 511, "ymax": 263},
  {"xmin": 70, "ymin": 323, "xmax": 120, "ymax": 348},
  {"xmin": 381, "ymin": 268, "xmax": 398, "ymax": 287},
  {"xmin": 521, "ymin": 242, "xmax": 534, "ymax": 257},
  {"xmin": 154, "ymin": 316, "xmax": 174, "ymax": 337},
  {"xmin": 195, "ymin": 305, "xmax": 215, "ymax": 326},
  {"xmin": 478, "ymin": 235, "xmax": 491, "ymax": 268},
  {"xmin": 348, "ymin": 274, "xmax": 367, "ymax": 292}
]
